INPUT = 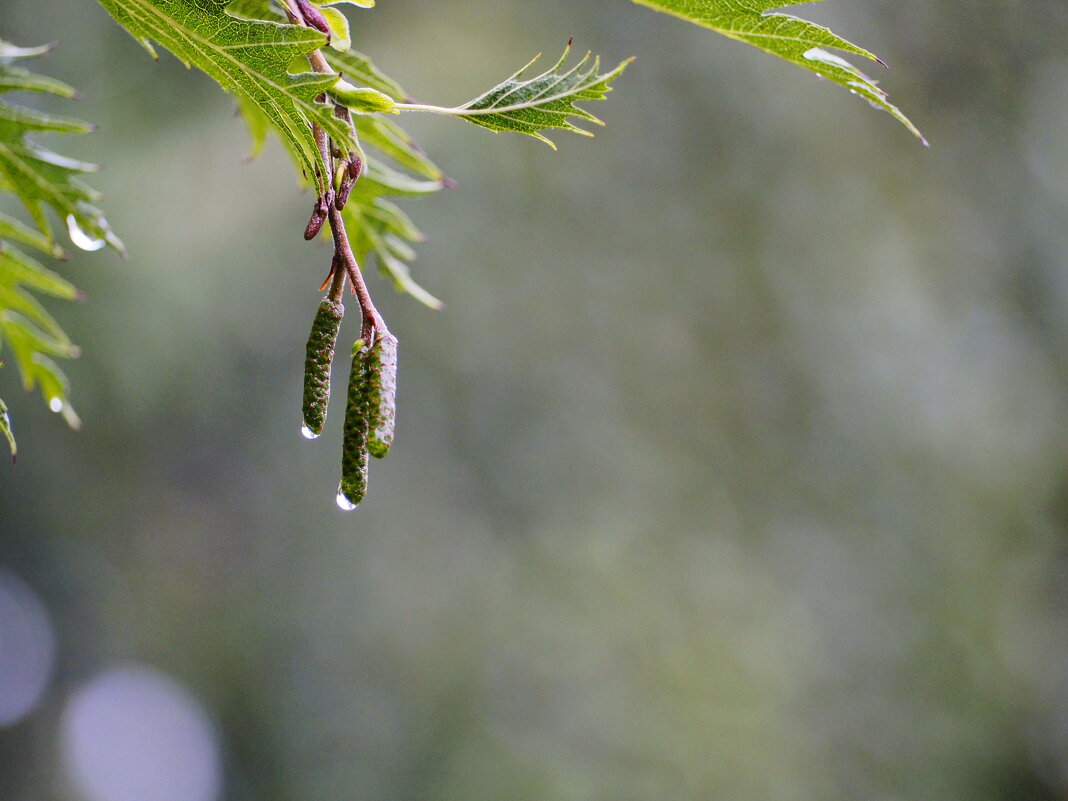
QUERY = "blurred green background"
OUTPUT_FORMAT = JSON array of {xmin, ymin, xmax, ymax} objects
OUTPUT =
[{"xmin": 2, "ymin": 1, "xmax": 1068, "ymax": 799}]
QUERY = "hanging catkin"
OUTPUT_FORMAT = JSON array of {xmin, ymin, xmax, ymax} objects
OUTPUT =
[
  {"xmin": 339, "ymin": 339, "xmax": 371, "ymax": 508},
  {"xmin": 301, "ymin": 298, "xmax": 344, "ymax": 438},
  {"xmin": 365, "ymin": 331, "xmax": 398, "ymax": 458}
]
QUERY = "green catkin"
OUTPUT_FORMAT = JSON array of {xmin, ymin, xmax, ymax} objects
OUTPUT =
[
  {"xmin": 302, "ymin": 298, "xmax": 345, "ymax": 438},
  {"xmin": 339, "ymin": 339, "xmax": 371, "ymax": 508},
  {"xmin": 365, "ymin": 331, "xmax": 398, "ymax": 459}
]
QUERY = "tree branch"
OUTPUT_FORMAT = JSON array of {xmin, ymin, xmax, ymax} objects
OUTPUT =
[{"xmin": 285, "ymin": 0, "xmax": 384, "ymax": 342}]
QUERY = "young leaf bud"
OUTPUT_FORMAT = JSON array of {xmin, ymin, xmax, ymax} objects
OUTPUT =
[
  {"xmin": 365, "ymin": 331, "xmax": 398, "ymax": 458},
  {"xmin": 333, "ymin": 157, "xmax": 362, "ymax": 211},
  {"xmin": 330, "ymin": 81, "xmax": 397, "ymax": 114},
  {"xmin": 296, "ymin": 0, "xmax": 332, "ymax": 41},
  {"xmin": 304, "ymin": 197, "xmax": 327, "ymax": 240},
  {"xmin": 335, "ymin": 177, "xmax": 355, "ymax": 211},
  {"xmin": 339, "ymin": 339, "xmax": 371, "ymax": 508},
  {"xmin": 302, "ymin": 298, "xmax": 345, "ymax": 438}
]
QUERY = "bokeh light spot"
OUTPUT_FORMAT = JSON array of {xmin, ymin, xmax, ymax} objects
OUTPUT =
[
  {"xmin": 61, "ymin": 666, "xmax": 222, "ymax": 801},
  {"xmin": 0, "ymin": 569, "xmax": 57, "ymax": 727}
]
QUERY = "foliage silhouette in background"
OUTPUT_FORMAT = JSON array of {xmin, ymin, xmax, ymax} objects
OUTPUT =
[{"xmin": 0, "ymin": 0, "xmax": 923, "ymax": 504}]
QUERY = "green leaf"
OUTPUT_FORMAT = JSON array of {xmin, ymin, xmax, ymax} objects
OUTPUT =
[
  {"xmin": 0, "ymin": 243, "xmax": 80, "ymax": 322},
  {"xmin": 342, "ymin": 162, "xmax": 448, "ymax": 309},
  {"xmin": 630, "ymin": 0, "xmax": 925, "ymax": 143},
  {"xmin": 353, "ymin": 116, "xmax": 443, "ymax": 181},
  {"xmin": 217, "ymin": 9, "xmax": 442, "ymax": 306},
  {"xmin": 0, "ymin": 42, "xmax": 107, "ymax": 441},
  {"xmin": 329, "ymin": 81, "xmax": 395, "ymax": 113},
  {"xmin": 234, "ymin": 93, "xmax": 270, "ymax": 159},
  {"xmin": 323, "ymin": 49, "xmax": 410, "ymax": 102},
  {"xmin": 0, "ymin": 61, "xmax": 80, "ymax": 99},
  {"xmin": 0, "ymin": 42, "xmax": 56, "ymax": 60},
  {"xmin": 0, "ymin": 103, "xmax": 95, "ymax": 136},
  {"xmin": 0, "ymin": 243, "xmax": 82, "ymax": 421},
  {"xmin": 321, "ymin": 7, "xmax": 351, "ymax": 52},
  {"xmin": 318, "ymin": 0, "xmax": 374, "ymax": 8},
  {"xmin": 221, "ymin": 2, "xmax": 416, "ymax": 156},
  {"xmin": 224, "ymin": 0, "xmax": 276, "ymax": 20},
  {"xmin": 0, "ymin": 211, "xmax": 63, "ymax": 258},
  {"xmin": 240, "ymin": 96, "xmax": 445, "ymax": 306},
  {"xmin": 95, "ymin": 0, "xmax": 359, "ymax": 190},
  {"xmin": 329, "ymin": 66, "xmax": 445, "ymax": 307},
  {"xmin": 399, "ymin": 42, "xmax": 632, "ymax": 149},
  {"xmin": 0, "ymin": 41, "xmax": 124, "ymax": 254},
  {"xmin": 0, "ymin": 310, "xmax": 82, "ymax": 430},
  {"xmin": 224, "ymin": 3, "xmax": 410, "ymax": 123},
  {"xmin": 174, "ymin": 3, "xmax": 447, "ymax": 308},
  {"xmin": 217, "ymin": 3, "xmax": 415, "ymax": 142}
]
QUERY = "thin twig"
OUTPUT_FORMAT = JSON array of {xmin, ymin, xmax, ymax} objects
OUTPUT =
[
  {"xmin": 286, "ymin": 0, "xmax": 383, "ymax": 340},
  {"xmin": 328, "ymin": 203, "xmax": 383, "ymax": 340}
]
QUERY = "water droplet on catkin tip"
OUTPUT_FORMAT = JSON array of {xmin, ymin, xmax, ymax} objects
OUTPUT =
[
  {"xmin": 301, "ymin": 425, "xmax": 320, "ymax": 440},
  {"xmin": 336, "ymin": 487, "xmax": 358, "ymax": 511}
]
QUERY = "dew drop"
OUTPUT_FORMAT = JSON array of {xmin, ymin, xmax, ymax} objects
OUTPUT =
[
  {"xmin": 301, "ymin": 425, "xmax": 320, "ymax": 440},
  {"xmin": 66, "ymin": 215, "xmax": 106, "ymax": 252},
  {"xmin": 802, "ymin": 47, "xmax": 857, "ymax": 72},
  {"xmin": 48, "ymin": 397, "xmax": 64, "ymax": 414},
  {"xmin": 336, "ymin": 486, "xmax": 358, "ymax": 511}
]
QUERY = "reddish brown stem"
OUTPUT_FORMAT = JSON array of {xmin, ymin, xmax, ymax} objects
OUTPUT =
[{"xmin": 287, "ymin": 0, "xmax": 381, "ymax": 340}]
